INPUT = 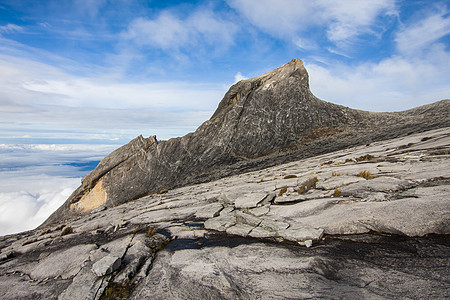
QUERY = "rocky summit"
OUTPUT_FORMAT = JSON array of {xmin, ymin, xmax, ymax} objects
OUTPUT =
[
  {"xmin": 0, "ymin": 59, "xmax": 449, "ymax": 299},
  {"xmin": 44, "ymin": 58, "xmax": 449, "ymax": 225}
]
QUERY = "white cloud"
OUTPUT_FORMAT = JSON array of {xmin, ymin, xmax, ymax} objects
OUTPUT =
[
  {"xmin": 227, "ymin": 0, "xmax": 396, "ymax": 45},
  {"xmin": 124, "ymin": 9, "xmax": 238, "ymax": 51},
  {"xmin": 321, "ymin": 0, "xmax": 396, "ymax": 43},
  {"xmin": 0, "ymin": 23, "xmax": 23, "ymax": 34},
  {"xmin": 395, "ymin": 9, "xmax": 450, "ymax": 54},
  {"xmin": 234, "ymin": 72, "xmax": 248, "ymax": 83},
  {"xmin": 0, "ymin": 54, "xmax": 225, "ymax": 141},
  {"xmin": 0, "ymin": 143, "xmax": 119, "ymax": 235},
  {"xmin": 0, "ymin": 181, "xmax": 79, "ymax": 235},
  {"xmin": 307, "ymin": 44, "xmax": 450, "ymax": 111}
]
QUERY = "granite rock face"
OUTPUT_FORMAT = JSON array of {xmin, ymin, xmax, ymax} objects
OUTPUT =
[
  {"xmin": 2, "ymin": 59, "xmax": 449, "ymax": 299},
  {"xmin": 43, "ymin": 59, "xmax": 450, "ymax": 225},
  {"xmin": 1, "ymin": 127, "xmax": 449, "ymax": 299}
]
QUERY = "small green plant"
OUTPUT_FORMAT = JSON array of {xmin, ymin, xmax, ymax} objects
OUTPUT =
[
  {"xmin": 357, "ymin": 170, "xmax": 372, "ymax": 180},
  {"xmin": 61, "ymin": 226, "xmax": 73, "ymax": 236},
  {"xmin": 345, "ymin": 158, "xmax": 354, "ymax": 163},
  {"xmin": 283, "ymin": 174, "xmax": 298, "ymax": 179},
  {"xmin": 278, "ymin": 186, "xmax": 288, "ymax": 196},
  {"xmin": 356, "ymin": 154, "xmax": 375, "ymax": 162},
  {"xmin": 146, "ymin": 227, "xmax": 156, "ymax": 238},
  {"xmin": 100, "ymin": 281, "xmax": 133, "ymax": 299},
  {"xmin": 332, "ymin": 171, "xmax": 341, "ymax": 176},
  {"xmin": 333, "ymin": 189, "xmax": 342, "ymax": 197},
  {"xmin": 297, "ymin": 177, "xmax": 318, "ymax": 194}
]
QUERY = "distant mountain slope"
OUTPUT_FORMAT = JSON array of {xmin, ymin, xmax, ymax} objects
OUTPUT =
[{"xmin": 43, "ymin": 59, "xmax": 450, "ymax": 226}]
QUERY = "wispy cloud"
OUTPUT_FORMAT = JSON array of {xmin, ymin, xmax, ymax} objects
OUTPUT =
[
  {"xmin": 307, "ymin": 44, "xmax": 450, "ymax": 111},
  {"xmin": 124, "ymin": 9, "xmax": 238, "ymax": 53},
  {"xmin": 0, "ymin": 23, "xmax": 23, "ymax": 34},
  {"xmin": 0, "ymin": 53, "xmax": 226, "ymax": 142},
  {"xmin": 227, "ymin": 0, "xmax": 396, "ymax": 49},
  {"xmin": 395, "ymin": 6, "xmax": 450, "ymax": 54}
]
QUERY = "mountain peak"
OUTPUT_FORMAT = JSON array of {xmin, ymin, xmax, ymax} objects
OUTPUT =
[
  {"xmin": 211, "ymin": 58, "xmax": 308, "ymax": 120},
  {"xmin": 42, "ymin": 60, "xmax": 450, "ymax": 226},
  {"xmin": 241, "ymin": 58, "xmax": 308, "ymax": 88}
]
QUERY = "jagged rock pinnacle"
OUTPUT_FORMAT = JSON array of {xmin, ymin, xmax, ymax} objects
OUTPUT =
[{"xmin": 42, "ymin": 59, "xmax": 450, "ymax": 226}]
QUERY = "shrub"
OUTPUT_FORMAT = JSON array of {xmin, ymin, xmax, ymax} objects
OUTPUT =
[
  {"xmin": 100, "ymin": 281, "xmax": 133, "ymax": 300},
  {"xmin": 357, "ymin": 170, "xmax": 372, "ymax": 180},
  {"xmin": 278, "ymin": 186, "xmax": 288, "ymax": 196},
  {"xmin": 332, "ymin": 171, "xmax": 341, "ymax": 176},
  {"xmin": 297, "ymin": 177, "xmax": 318, "ymax": 194},
  {"xmin": 61, "ymin": 226, "xmax": 73, "ymax": 236},
  {"xmin": 333, "ymin": 189, "xmax": 341, "ymax": 197},
  {"xmin": 356, "ymin": 154, "xmax": 375, "ymax": 162}
]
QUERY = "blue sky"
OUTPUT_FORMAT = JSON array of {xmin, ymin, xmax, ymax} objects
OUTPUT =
[{"xmin": 0, "ymin": 0, "xmax": 449, "ymax": 144}]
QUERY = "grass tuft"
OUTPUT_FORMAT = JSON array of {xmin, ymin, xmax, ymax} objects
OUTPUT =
[
  {"xmin": 278, "ymin": 186, "xmax": 288, "ymax": 196},
  {"xmin": 333, "ymin": 189, "xmax": 341, "ymax": 197},
  {"xmin": 100, "ymin": 281, "xmax": 133, "ymax": 300},
  {"xmin": 332, "ymin": 171, "xmax": 341, "ymax": 176},
  {"xmin": 297, "ymin": 177, "xmax": 318, "ymax": 194},
  {"xmin": 146, "ymin": 227, "xmax": 156, "ymax": 238},
  {"xmin": 356, "ymin": 154, "xmax": 375, "ymax": 162},
  {"xmin": 357, "ymin": 170, "xmax": 372, "ymax": 180}
]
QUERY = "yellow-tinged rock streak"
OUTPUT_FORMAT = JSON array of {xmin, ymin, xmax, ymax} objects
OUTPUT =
[{"xmin": 70, "ymin": 179, "xmax": 107, "ymax": 212}]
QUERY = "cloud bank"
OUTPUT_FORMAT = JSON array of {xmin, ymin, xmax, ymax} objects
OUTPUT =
[{"xmin": 0, "ymin": 143, "xmax": 117, "ymax": 235}]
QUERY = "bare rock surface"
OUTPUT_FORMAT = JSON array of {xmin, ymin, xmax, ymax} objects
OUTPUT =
[
  {"xmin": 1, "ymin": 127, "xmax": 449, "ymax": 299},
  {"xmin": 1, "ymin": 60, "xmax": 449, "ymax": 299},
  {"xmin": 43, "ymin": 59, "xmax": 450, "ymax": 226}
]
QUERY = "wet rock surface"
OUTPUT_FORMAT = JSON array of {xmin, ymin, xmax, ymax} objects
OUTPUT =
[{"xmin": 0, "ymin": 127, "xmax": 449, "ymax": 299}]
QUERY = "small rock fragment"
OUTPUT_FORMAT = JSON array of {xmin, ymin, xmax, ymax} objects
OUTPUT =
[
  {"xmin": 248, "ymin": 227, "xmax": 274, "ymax": 239},
  {"xmin": 234, "ymin": 193, "xmax": 267, "ymax": 209},
  {"xmin": 204, "ymin": 214, "xmax": 236, "ymax": 231},
  {"xmin": 92, "ymin": 255, "xmax": 121, "ymax": 277},
  {"xmin": 226, "ymin": 224, "xmax": 255, "ymax": 237},
  {"xmin": 279, "ymin": 227, "xmax": 324, "ymax": 243},
  {"xmin": 235, "ymin": 211, "xmax": 261, "ymax": 226},
  {"xmin": 195, "ymin": 203, "xmax": 223, "ymax": 219}
]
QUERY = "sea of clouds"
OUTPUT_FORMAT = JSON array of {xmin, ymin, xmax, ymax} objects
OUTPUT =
[{"xmin": 0, "ymin": 144, "xmax": 117, "ymax": 235}]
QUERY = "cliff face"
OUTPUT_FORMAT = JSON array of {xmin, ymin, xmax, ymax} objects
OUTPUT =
[{"xmin": 43, "ymin": 59, "xmax": 450, "ymax": 225}]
